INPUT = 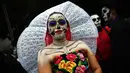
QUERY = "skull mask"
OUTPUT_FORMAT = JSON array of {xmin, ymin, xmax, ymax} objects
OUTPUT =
[
  {"xmin": 91, "ymin": 14, "xmax": 101, "ymax": 27},
  {"xmin": 102, "ymin": 6, "xmax": 110, "ymax": 22},
  {"xmin": 48, "ymin": 13, "xmax": 68, "ymax": 40}
]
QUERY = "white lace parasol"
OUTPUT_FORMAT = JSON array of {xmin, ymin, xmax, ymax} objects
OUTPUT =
[{"xmin": 17, "ymin": 1, "xmax": 98, "ymax": 73}]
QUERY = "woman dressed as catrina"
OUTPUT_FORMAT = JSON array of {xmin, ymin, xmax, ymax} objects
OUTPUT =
[
  {"xmin": 38, "ymin": 2, "xmax": 102, "ymax": 72},
  {"xmin": 17, "ymin": 1, "xmax": 101, "ymax": 73}
]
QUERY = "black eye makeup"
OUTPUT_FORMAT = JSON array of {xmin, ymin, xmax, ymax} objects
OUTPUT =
[
  {"xmin": 49, "ymin": 19, "xmax": 66, "ymax": 27},
  {"xmin": 58, "ymin": 19, "xmax": 66, "ymax": 25},
  {"xmin": 103, "ymin": 10, "xmax": 107, "ymax": 13},
  {"xmin": 92, "ymin": 18, "xmax": 96, "ymax": 22},
  {"xmin": 97, "ymin": 17, "xmax": 100, "ymax": 20},
  {"xmin": 49, "ymin": 21, "xmax": 57, "ymax": 27}
]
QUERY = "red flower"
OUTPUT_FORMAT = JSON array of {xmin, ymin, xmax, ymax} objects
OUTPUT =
[
  {"xmin": 75, "ymin": 65, "xmax": 86, "ymax": 73},
  {"xmin": 77, "ymin": 53, "xmax": 85, "ymax": 61},
  {"xmin": 66, "ymin": 54, "xmax": 77, "ymax": 61},
  {"xmin": 80, "ymin": 65, "xmax": 87, "ymax": 71},
  {"xmin": 54, "ymin": 56, "xmax": 63, "ymax": 64}
]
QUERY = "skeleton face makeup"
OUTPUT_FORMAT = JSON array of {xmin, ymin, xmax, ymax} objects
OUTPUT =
[
  {"xmin": 91, "ymin": 14, "xmax": 101, "ymax": 27},
  {"xmin": 102, "ymin": 6, "xmax": 110, "ymax": 22},
  {"xmin": 48, "ymin": 13, "xmax": 68, "ymax": 40}
]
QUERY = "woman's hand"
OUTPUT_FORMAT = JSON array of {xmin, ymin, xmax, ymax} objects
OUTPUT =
[{"xmin": 77, "ymin": 41, "xmax": 102, "ymax": 73}]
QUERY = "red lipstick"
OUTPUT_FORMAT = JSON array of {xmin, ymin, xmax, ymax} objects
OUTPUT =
[{"xmin": 55, "ymin": 30, "xmax": 62, "ymax": 34}]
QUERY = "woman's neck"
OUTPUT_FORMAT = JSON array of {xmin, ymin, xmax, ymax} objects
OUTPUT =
[{"xmin": 53, "ymin": 38, "xmax": 69, "ymax": 46}]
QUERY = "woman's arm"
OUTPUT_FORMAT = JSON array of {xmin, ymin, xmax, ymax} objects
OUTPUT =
[
  {"xmin": 37, "ymin": 49, "xmax": 52, "ymax": 73},
  {"xmin": 78, "ymin": 41, "xmax": 102, "ymax": 73},
  {"xmin": 87, "ymin": 50, "xmax": 102, "ymax": 73},
  {"xmin": 38, "ymin": 62, "xmax": 52, "ymax": 73}
]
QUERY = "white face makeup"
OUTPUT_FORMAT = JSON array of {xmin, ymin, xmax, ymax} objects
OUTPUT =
[
  {"xmin": 48, "ymin": 13, "xmax": 68, "ymax": 40},
  {"xmin": 91, "ymin": 14, "xmax": 101, "ymax": 27},
  {"xmin": 102, "ymin": 6, "xmax": 110, "ymax": 22}
]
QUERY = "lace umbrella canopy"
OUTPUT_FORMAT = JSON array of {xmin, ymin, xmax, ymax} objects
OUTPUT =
[{"xmin": 17, "ymin": 1, "xmax": 98, "ymax": 73}]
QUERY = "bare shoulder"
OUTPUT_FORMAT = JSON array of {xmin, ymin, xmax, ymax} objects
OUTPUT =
[
  {"xmin": 77, "ymin": 40, "xmax": 89, "ymax": 47},
  {"xmin": 68, "ymin": 40, "xmax": 83, "ymax": 45},
  {"xmin": 37, "ymin": 47, "xmax": 51, "ymax": 64},
  {"xmin": 76, "ymin": 40, "xmax": 92, "ymax": 52},
  {"xmin": 77, "ymin": 40, "xmax": 86, "ymax": 44},
  {"xmin": 38, "ymin": 44, "xmax": 53, "ymax": 54}
]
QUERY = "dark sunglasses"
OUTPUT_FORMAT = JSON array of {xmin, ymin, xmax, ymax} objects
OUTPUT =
[{"xmin": 49, "ymin": 19, "xmax": 66, "ymax": 27}]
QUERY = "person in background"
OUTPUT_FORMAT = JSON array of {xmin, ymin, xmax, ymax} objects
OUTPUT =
[
  {"xmin": 0, "ymin": 25, "xmax": 27, "ymax": 73},
  {"xmin": 91, "ymin": 14, "xmax": 112, "ymax": 73},
  {"xmin": 101, "ymin": 4, "xmax": 130, "ymax": 73}
]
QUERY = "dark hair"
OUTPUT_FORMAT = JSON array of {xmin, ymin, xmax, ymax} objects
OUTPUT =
[{"xmin": 49, "ymin": 12, "xmax": 64, "ymax": 17}]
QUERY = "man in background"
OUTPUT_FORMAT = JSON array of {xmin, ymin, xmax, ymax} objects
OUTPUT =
[
  {"xmin": 91, "ymin": 14, "xmax": 112, "ymax": 73},
  {"xmin": 0, "ymin": 24, "xmax": 27, "ymax": 73},
  {"xmin": 101, "ymin": 5, "xmax": 130, "ymax": 73}
]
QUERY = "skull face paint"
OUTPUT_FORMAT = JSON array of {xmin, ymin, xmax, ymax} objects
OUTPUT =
[
  {"xmin": 48, "ymin": 13, "xmax": 68, "ymax": 40},
  {"xmin": 91, "ymin": 14, "xmax": 101, "ymax": 27},
  {"xmin": 102, "ymin": 6, "xmax": 110, "ymax": 22}
]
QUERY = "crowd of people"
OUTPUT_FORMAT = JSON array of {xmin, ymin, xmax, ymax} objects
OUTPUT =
[{"xmin": 91, "ymin": 4, "xmax": 130, "ymax": 73}]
